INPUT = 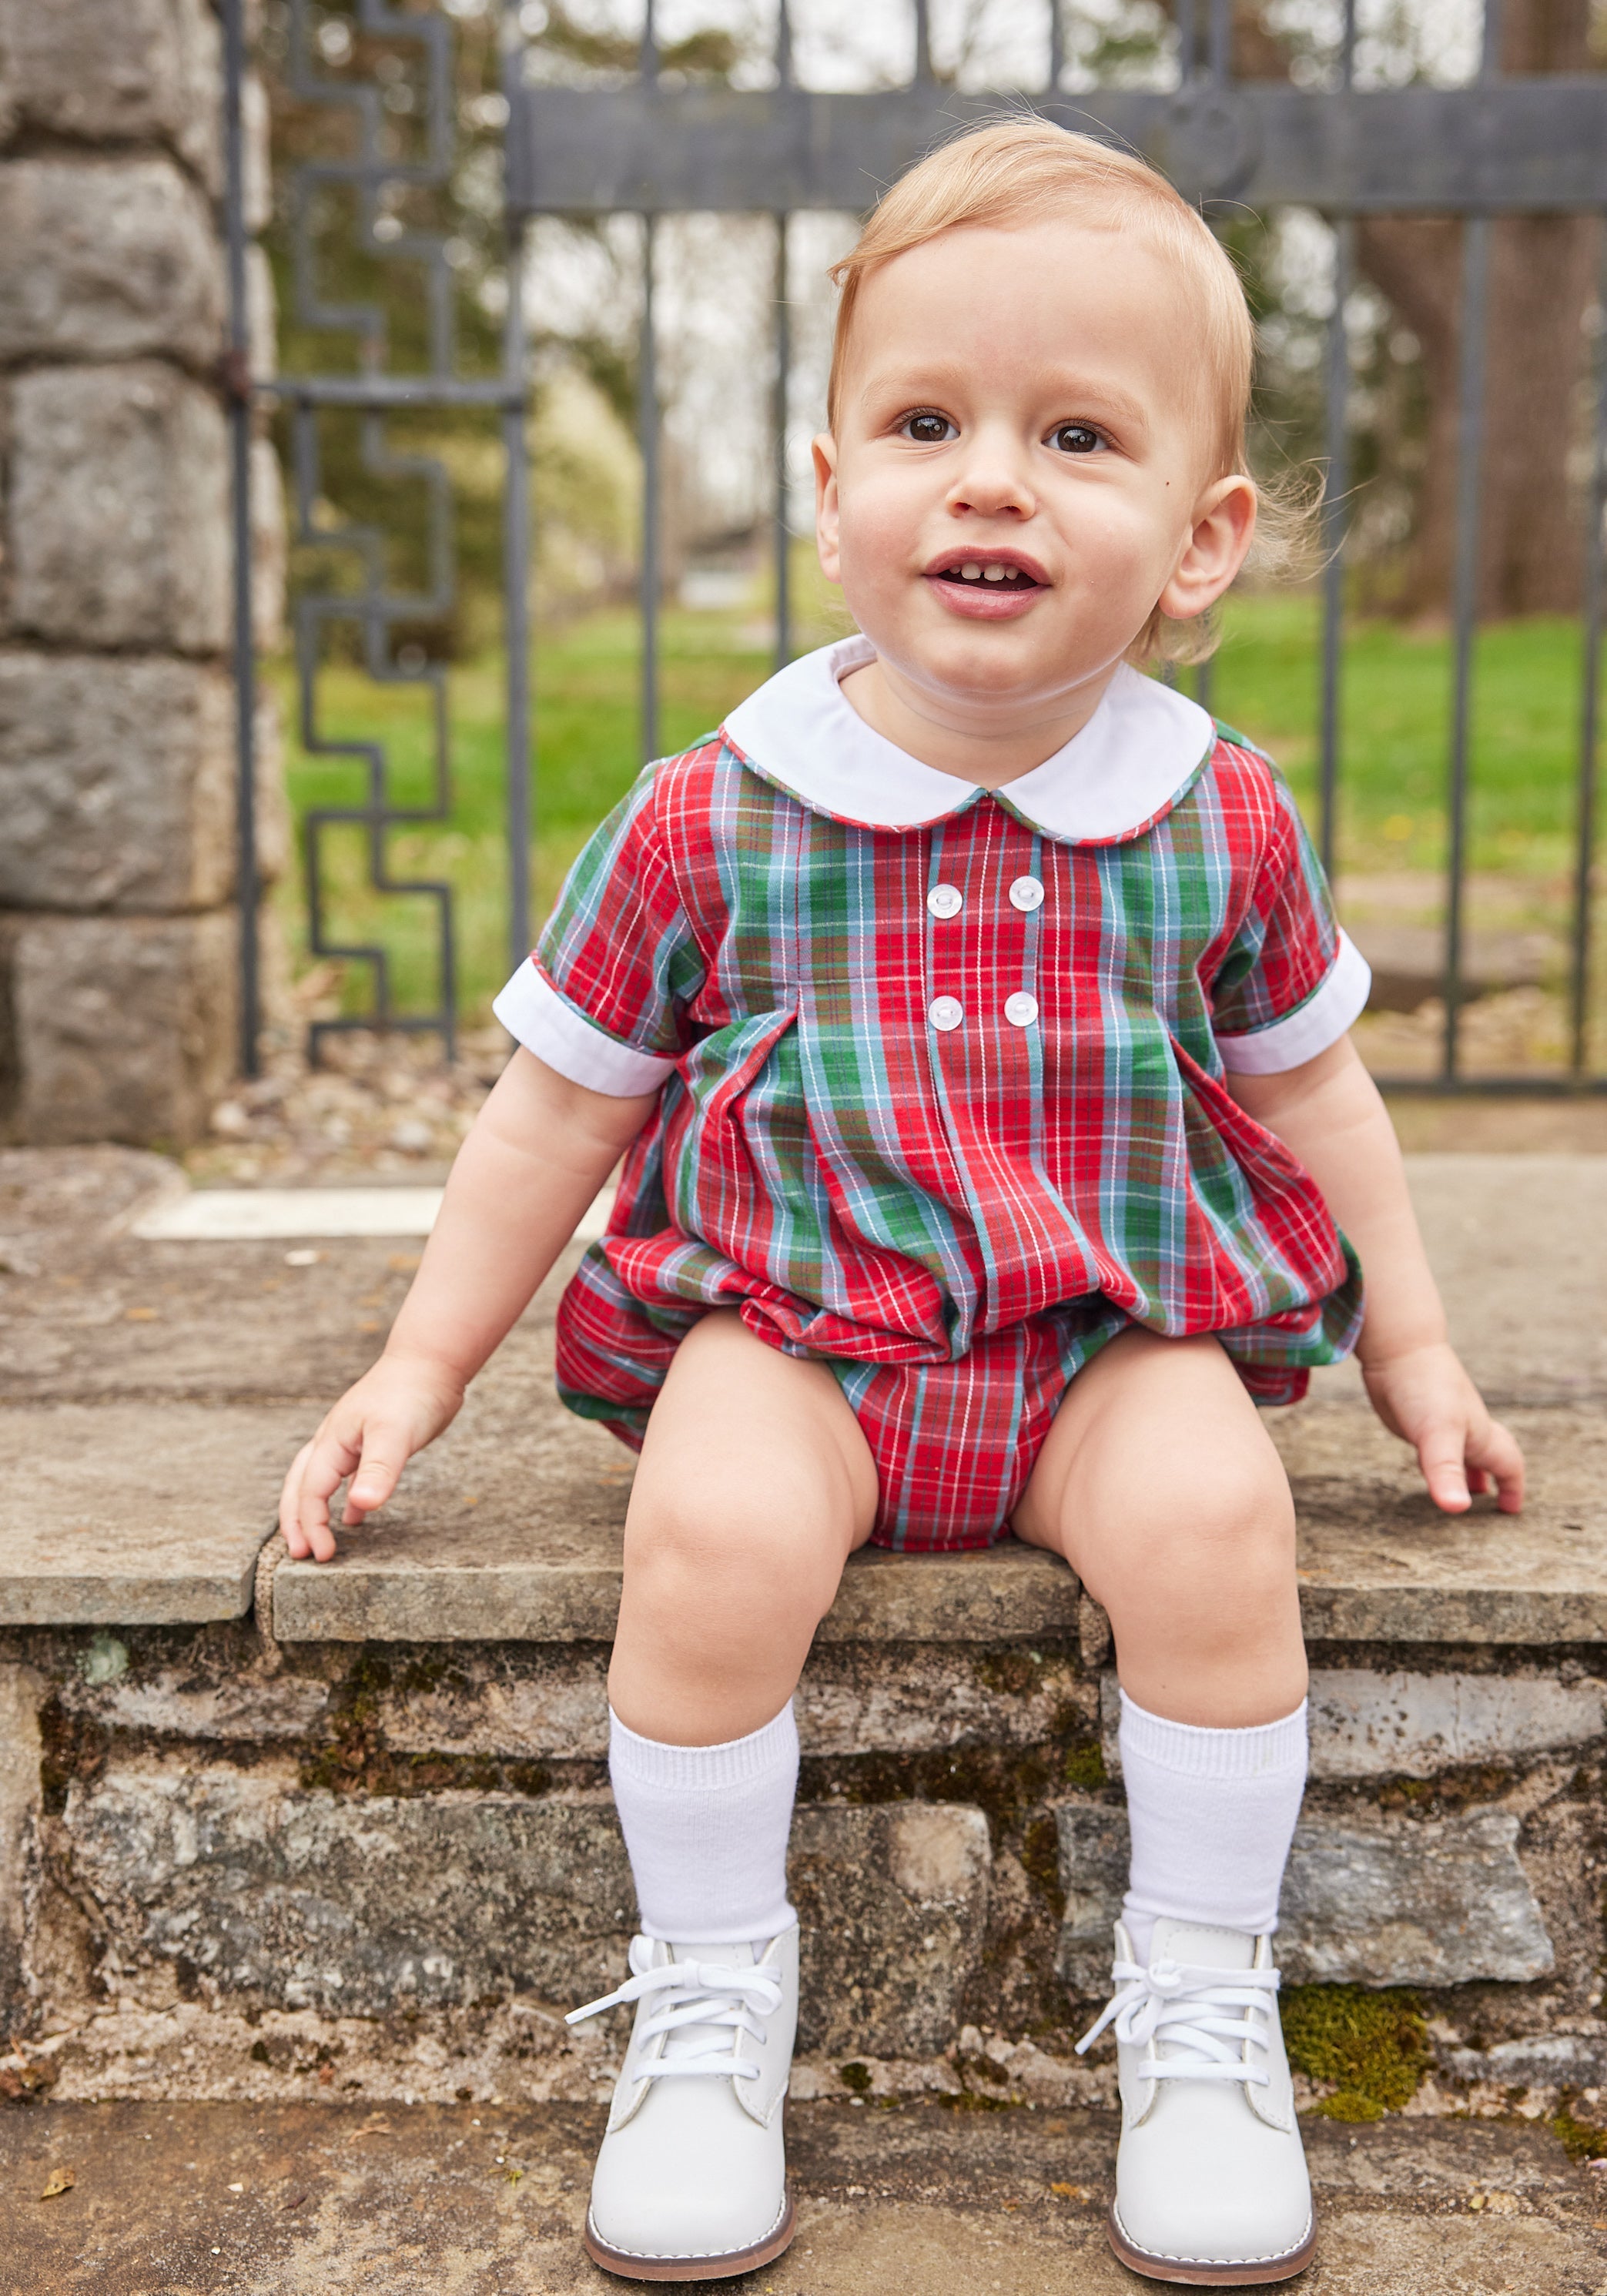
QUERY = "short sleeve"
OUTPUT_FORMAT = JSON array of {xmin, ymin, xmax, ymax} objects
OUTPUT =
[
  {"xmin": 1210, "ymin": 771, "xmax": 1371, "ymax": 1074},
  {"xmin": 492, "ymin": 767, "xmax": 706, "ymax": 1096}
]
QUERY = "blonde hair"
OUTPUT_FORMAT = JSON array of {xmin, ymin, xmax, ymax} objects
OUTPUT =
[{"xmin": 825, "ymin": 119, "xmax": 1314, "ymax": 665}]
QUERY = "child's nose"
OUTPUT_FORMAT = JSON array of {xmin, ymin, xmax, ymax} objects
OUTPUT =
[{"xmin": 946, "ymin": 440, "xmax": 1036, "ymax": 520}]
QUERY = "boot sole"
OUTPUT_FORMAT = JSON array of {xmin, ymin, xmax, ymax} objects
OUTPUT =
[
  {"xmin": 584, "ymin": 2194, "xmax": 797, "ymax": 2282},
  {"xmin": 1107, "ymin": 2201, "xmax": 1317, "ymax": 2285}
]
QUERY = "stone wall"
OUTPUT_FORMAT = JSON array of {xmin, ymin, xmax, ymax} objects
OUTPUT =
[
  {"xmin": 3, "ymin": 1615, "xmax": 1605, "ymax": 2116},
  {"xmin": 0, "ymin": 0, "xmax": 285, "ymax": 1146}
]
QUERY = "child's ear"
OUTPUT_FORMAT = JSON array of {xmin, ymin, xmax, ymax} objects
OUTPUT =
[
  {"xmin": 1157, "ymin": 475, "xmax": 1257, "ymax": 625},
  {"xmin": 812, "ymin": 433, "xmax": 842, "ymax": 583}
]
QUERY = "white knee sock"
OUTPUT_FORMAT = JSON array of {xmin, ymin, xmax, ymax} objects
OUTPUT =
[
  {"xmin": 1118, "ymin": 1689, "xmax": 1308, "ymax": 1962},
  {"xmin": 608, "ymin": 1702, "xmax": 798, "ymax": 1946}
]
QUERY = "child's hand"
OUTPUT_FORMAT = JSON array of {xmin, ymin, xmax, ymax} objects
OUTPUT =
[
  {"xmin": 1361, "ymin": 1340, "xmax": 1524, "ymax": 1515},
  {"xmin": 278, "ymin": 1354, "xmax": 467, "ymax": 1563}
]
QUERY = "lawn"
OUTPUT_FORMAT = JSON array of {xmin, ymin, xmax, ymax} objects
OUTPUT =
[{"xmin": 271, "ymin": 591, "xmax": 1600, "ymax": 1026}]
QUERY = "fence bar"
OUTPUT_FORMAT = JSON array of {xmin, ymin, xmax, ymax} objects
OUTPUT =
[
  {"xmin": 773, "ymin": 214, "xmax": 792, "ymax": 674},
  {"xmin": 775, "ymin": 0, "xmax": 792, "ymax": 86},
  {"xmin": 640, "ymin": 213, "xmax": 660, "ymax": 765},
  {"xmin": 503, "ymin": 237, "xmax": 532, "ymax": 972},
  {"xmin": 1207, "ymin": 0, "xmax": 1232, "ymax": 85},
  {"xmin": 1048, "ymin": 0, "xmax": 1065, "ymax": 91},
  {"xmin": 1571, "ymin": 219, "xmax": 1607, "ymax": 1077},
  {"xmin": 222, "ymin": 0, "xmax": 259, "ymax": 1078},
  {"xmin": 914, "ymin": 0, "xmax": 932, "ymax": 83},
  {"xmin": 1317, "ymin": 216, "xmax": 1353, "ymax": 877},
  {"xmin": 1177, "ymin": 0, "xmax": 1198, "ymax": 83},
  {"xmin": 271, "ymin": 377, "xmax": 524, "ymax": 409},
  {"xmin": 1441, "ymin": 214, "xmax": 1490, "ymax": 1082}
]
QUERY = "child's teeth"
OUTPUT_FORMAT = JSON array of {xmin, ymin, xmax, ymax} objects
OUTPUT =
[
  {"xmin": 983, "ymin": 564, "xmax": 1006, "ymax": 581},
  {"xmin": 959, "ymin": 562, "xmax": 982, "ymax": 580}
]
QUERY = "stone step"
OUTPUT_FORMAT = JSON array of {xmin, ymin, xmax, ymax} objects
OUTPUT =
[{"xmin": 3, "ymin": 1146, "xmax": 1606, "ymax": 2123}]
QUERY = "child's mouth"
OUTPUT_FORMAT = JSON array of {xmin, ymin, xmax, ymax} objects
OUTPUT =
[
  {"xmin": 932, "ymin": 560, "xmax": 1041, "ymax": 589},
  {"xmin": 925, "ymin": 554, "xmax": 1047, "ymax": 618}
]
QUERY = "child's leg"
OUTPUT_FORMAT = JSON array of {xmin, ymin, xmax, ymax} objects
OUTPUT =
[
  {"xmin": 1016, "ymin": 1326, "xmax": 1307, "ymax": 1947},
  {"xmin": 575, "ymin": 1314, "xmax": 879, "ymax": 2281},
  {"xmin": 608, "ymin": 1307, "xmax": 875, "ymax": 1942},
  {"xmin": 1014, "ymin": 1329, "xmax": 1314, "ymax": 2282}
]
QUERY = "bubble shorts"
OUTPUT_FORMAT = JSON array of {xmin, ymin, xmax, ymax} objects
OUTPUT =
[{"xmin": 553, "ymin": 1248, "xmax": 1131, "ymax": 1552}]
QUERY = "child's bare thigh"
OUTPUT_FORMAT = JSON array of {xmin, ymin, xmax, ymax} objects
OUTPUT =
[
  {"xmin": 624, "ymin": 1309, "xmax": 880, "ymax": 1582},
  {"xmin": 1013, "ymin": 1325, "xmax": 1297, "ymax": 1593}
]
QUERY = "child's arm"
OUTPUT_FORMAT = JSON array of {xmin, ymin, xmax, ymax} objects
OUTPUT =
[
  {"xmin": 1231, "ymin": 1035, "xmax": 1525, "ymax": 1515},
  {"xmin": 279, "ymin": 1047, "xmax": 658, "ymax": 1562}
]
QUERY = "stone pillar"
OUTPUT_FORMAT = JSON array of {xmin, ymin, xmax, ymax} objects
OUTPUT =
[{"xmin": 0, "ymin": 0, "xmax": 286, "ymax": 1147}]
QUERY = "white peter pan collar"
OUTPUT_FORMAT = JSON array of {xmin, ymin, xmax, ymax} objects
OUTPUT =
[{"xmin": 721, "ymin": 634, "xmax": 1217, "ymax": 845}]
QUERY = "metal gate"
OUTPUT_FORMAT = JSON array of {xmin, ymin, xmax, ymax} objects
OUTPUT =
[{"xmin": 226, "ymin": 0, "xmax": 1607, "ymax": 1091}]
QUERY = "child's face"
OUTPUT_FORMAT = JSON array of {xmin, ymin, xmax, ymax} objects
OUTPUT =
[{"xmin": 815, "ymin": 219, "xmax": 1254, "ymax": 728}]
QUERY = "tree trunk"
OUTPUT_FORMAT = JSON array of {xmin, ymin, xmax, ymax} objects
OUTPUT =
[{"xmin": 1352, "ymin": 0, "xmax": 1599, "ymax": 617}]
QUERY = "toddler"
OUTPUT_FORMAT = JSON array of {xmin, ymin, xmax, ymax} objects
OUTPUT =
[{"xmin": 281, "ymin": 121, "xmax": 1523, "ymax": 2286}]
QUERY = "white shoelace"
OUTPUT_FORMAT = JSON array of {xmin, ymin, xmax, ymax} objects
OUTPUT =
[
  {"xmin": 1075, "ymin": 1954, "xmax": 1280, "ymax": 2087},
  {"xmin": 566, "ymin": 1940, "xmax": 784, "ymax": 2083}
]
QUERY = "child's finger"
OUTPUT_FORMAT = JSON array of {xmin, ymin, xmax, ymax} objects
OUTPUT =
[
  {"xmin": 1470, "ymin": 1415, "xmax": 1525, "ymax": 1514},
  {"xmin": 294, "ymin": 1427, "xmax": 363, "ymax": 1563},
  {"xmin": 341, "ymin": 1425, "xmax": 408, "ymax": 1525},
  {"xmin": 1416, "ymin": 1427, "xmax": 1471, "ymax": 1514},
  {"xmin": 278, "ymin": 1439, "xmax": 317, "ymax": 1558}
]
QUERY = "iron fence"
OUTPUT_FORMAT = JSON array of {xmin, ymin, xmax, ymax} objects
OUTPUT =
[{"xmin": 229, "ymin": 0, "xmax": 1607, "ymax": 1090}]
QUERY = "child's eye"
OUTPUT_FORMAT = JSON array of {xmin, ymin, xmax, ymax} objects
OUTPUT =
[
  {"xmin": 901, "ymin": 412, "xmax": 957, "ymax": 445},
  {"xmin": 1050, "ymin": 422, "xmax": 1105, "ymax": 455}
]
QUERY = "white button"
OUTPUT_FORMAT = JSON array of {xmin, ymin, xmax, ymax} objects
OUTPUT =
[
  {"xmin": 1004, "ymin": 992, "xmax": 1039, "ymax": 1027},
  {"xmin": 929, "ymin": 996, "xmax": 964, "ymax": 1032},
  {"xmin": 927, "ymin": 883, "xmax": 963, "ymax": 919},
  {"xmin": 1009, "ymin": 875, "xmax": 1045, "ymax": 912}
]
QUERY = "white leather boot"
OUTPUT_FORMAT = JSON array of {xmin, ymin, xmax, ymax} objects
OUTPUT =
[
  {"xmin": 1076, "ymin": 1918, "xmax": 1315, "ymax": 2286},
  {"xmin": 566, "ymin": 1926, "xmax": 798, "ymax": 2281}
]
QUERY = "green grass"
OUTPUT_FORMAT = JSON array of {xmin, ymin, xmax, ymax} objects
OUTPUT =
[{"xmin": 273, "ymin": 594, "xmax": 1600, "ymax": 1025}]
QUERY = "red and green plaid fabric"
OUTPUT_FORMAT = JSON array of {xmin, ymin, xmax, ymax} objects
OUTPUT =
[{"xmin": 528, "ymin": 721, "xmax": 1362, "ymax": 1549}]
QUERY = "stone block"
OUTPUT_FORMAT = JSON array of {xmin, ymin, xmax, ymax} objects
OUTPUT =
[
  {"xmin": 0, "ymin": 0, "xmax": 222, "ymax": 189},
  {"xmin": 275, "ymin": 1508, "xmax": 1080, "ymax": 1646},
  {"xmin": 0, "ymin": 1665, "xmax": 42, "ymax": 2032},
  {"xmin": 63, "ymin": 1764, "xmax": 989, "ymax": 2057},
  {"xmin": 1100, "ymin": 1668, "xmax": 1607, "ymax": 1781},
  {"xmin": 59, "ymin": 1662, "xmax": 331, "ymax": 1742},
  {"xmin": 8, "ymin": 363, "xmax": 229, "ymax": 653},
  {"xmin": 0, "ymin": 1402, "xmax": 301, "ymax": 1623},
  {"xmin": 2, "ymin": 909, "xmax": 238, "ymax": 1147},
  {"xmin": 1438, "ymin": 2032, "xmax": 1607, "ymax": 2090},
  {"xmin": 1054, "ymin": 1803, "xmax": 1554, "ymax": 1991},
  {"xmin": 792, "ymin": 1804, "xmax": 991, "ymax": 2056},
  {"xmin": 367, "ymin": 1644, "xmax": 1085, "ymax": 1766},
  {"xmin": 0, "ymin": 654, "xmax": 233, "ymax": 912},
  {"xmin": 0, "ymin": 159, "xmax": 222, "ymax": 363},
  {"xmin": 1273, "ymin": 1400, "xmax": 1607, "ymax": 1644}
]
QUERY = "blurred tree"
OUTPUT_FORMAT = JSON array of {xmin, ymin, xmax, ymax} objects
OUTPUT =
[{"xmin": 1234, "ymin": 0, "xmax": 1602, "ymax": 618}]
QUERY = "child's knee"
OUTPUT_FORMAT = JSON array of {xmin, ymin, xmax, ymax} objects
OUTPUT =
[
  {"xmin": 624, "ymin": 1484, "xmax": 843, "ymax": 1630},
  {"xmin": 1104, "ymin": 1430, "xmax": 1295, "ymax": 1608}
]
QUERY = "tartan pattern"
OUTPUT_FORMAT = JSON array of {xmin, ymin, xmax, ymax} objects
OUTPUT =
[{"xmin": 539, "ymin": 724, "xmax": 1363, "ymax": 1551}]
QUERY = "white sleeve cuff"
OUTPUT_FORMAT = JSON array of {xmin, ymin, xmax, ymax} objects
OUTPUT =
[
  {"xmin": 492, "ymin": 962, "xmax": 677, "ymax": 1096},
  {"xmin": 1215, "ymin": 929, "xmax": 1372, "ymax": 1075}
]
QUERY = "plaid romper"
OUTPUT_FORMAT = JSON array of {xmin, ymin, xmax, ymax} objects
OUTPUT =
[{"xmin": 495, "ymin": 637, "xmax": 1371, "ymax": 1551}]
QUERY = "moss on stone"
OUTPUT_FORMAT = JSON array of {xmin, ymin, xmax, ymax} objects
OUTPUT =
[
  {"xmin": 1060, "ymin": 1740, "xmax": 1106, "ymax": 1789},
  {"xmin": 837, "ymin": 2060, "xmax": 872, "ymax": 2094},
  {"xmin": 1553, "ymin": 2103, "xmax": 1607, "ymax": 2162},
  {"xmin": 1281, "ymin": 1985, "xmax": 1428, "ymax": 2118}
]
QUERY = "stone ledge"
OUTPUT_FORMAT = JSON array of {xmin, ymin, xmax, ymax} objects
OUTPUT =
[
  {"xmin": 0, "ymin": 1403, "xmax": 301, "ymax": 1625},
  {"xmin": 5, "ymin": 1391, "xmax": 1604, "ymax": 1646}
]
